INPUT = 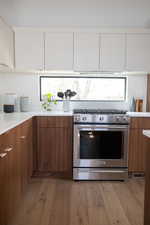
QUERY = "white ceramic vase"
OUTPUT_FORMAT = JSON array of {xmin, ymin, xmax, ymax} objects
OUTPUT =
[{"xmin": 63, "ymin": 99, "xmax": 70, "ymax": 112}]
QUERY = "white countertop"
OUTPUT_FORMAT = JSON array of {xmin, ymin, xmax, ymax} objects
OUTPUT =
[
  {"xmin": 33, "ymin": 111, "xmax": 73, "ymax": 116},
  {"xmin": 127, "ymin": 112, "xmax": 150, "ymax": 117},
  {"xmin": 0, "ymin": 111, "xmax": 73, "ymax": 135},
  {"xmin": 1, "ymin": 110, "xmax": 150, "ymax": 136},
  {"xmin": 0, "ymin": 112, "xmax": 33, "ymax": 135},
  {"xmin": 143, "ymin": 130, "xmax": 150, "ymax": 138}
]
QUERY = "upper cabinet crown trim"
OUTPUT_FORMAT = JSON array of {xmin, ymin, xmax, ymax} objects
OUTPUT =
[{"xmin": 14, "ymin": 27, "xmax": 150, "ymax": 34}]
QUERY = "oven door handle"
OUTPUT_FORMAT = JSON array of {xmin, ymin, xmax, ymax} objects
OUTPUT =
[{"xmin": 79, "ymin": 128, "xmax": 126, "ymax": 131}]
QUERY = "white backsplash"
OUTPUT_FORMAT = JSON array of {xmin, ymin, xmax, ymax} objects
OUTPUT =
[{"xmin": 0, "ymin": 73, "xmax": 147, "ymax": 112}]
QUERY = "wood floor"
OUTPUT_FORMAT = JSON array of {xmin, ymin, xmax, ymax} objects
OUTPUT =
[{"xmin": 11, "ymin": 178, "xmax": 145, "ymax": 225}]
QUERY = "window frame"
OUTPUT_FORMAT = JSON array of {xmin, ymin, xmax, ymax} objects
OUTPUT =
[{"xmin": 40, "ymin": 75, "xmax": 127, "ymax": 102}]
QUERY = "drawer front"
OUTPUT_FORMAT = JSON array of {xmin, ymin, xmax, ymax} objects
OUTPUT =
[
  {"xmin": 0, "ymin": 128, "xmax": 17, "ymax": 154},
  {"xmin": 37, "ymin": 116, "xmax": 73, "ymax": 128},
  {"xmin": 130, "ymin": 117, "xmax": 150, "ymax": 129}
]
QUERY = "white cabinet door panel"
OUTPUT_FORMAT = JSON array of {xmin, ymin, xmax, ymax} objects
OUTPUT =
[
  {"xmin": 15, "ymin": 30, "xmax": 44, "ymax": 71},
  {"xmin": 100, "ymin": 34, "xmax": 125, "ymax": 71},
  {"xmin": 0, "ymin": 18, "xmax": 14, "ymax": 70},
  {"xmin": 74, "ymin": 33, "xmax": 100, "ymax": 71},
  {"xmin": 45, "ymin": 33, "xmax": 73, "ymax": 70},
  {"xmin": 126, "ymin": 34, "xmax": 150, "ymax": 71}
]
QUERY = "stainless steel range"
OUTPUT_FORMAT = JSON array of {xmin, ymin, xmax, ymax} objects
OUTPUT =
[{"xmin": 73, "ymin": 109, "xmax": 130, "ymax": 181}]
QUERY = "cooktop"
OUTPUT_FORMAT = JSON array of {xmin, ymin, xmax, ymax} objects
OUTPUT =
[{"xmin": 73, "ymin": 109, "xmax": 127, "ymax": 114}]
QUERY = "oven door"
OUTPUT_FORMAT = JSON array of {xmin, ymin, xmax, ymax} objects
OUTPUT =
[{"xmin": 73, "ymin": 124, "xmax": 129, "ymax": 168}]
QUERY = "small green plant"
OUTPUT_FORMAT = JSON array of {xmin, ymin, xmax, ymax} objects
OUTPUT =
[{"xmin": 42, "ymin": 92, "xmax": 57, "ymax": 111}]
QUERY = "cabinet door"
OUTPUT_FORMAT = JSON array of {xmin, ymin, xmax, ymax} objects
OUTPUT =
[
  {"xmin": 129, "ymin": 129, "xmax": 147, "ymax": 172},
  {"xmin": 37, "ymin": 117, "xmax": 73, "ymax": 176},
  {"xmin": 15, "ymin": 29, "xmax": 44, "ymax": 71},
  {"xmin": 38, "ymin": 127, "xmax": 72, "ymax": 173},
  {"xmin": 0, "ymin": 18, "xmax": 14, "ymax": 70},
  {"xmin": 100, "ymin": 34, "xmax": 125, "ymax": 71},
  {"xmin": 0, "ymin": 147, "xmax": 8, "ymax": 225},
  {"xmin": 45, "ymin": 32, "xmax": 73, "ymax": 70},
  {"xmin": 19, "ymin": 119, "xmax": 33, "ymax": 193},
  {"xmin": 74, "ymin": 33, "xmax": 100, "ymax": 71},
  {"xmin": 27, "ymin": 122, "xmax": 33, "ymax": 179},
  {"xmin": 2, "ymin": 128, "xmax": 22, "ymax": 224},
  {"xmin": 126, "ymin": 34, "xmax": 150, "ymax": 71}
]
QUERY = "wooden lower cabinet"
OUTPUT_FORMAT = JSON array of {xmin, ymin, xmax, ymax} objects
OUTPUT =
[
  {"xmin": 19, "ymin": 119, "xmax": 33, "ymax": 193},
  {"xmin": 144, "ymin": 136, "xmax": 150, "ymax": 225},
  {"xmin": 37, "ymin": 116, "xmax": 73, "ymax": 178},
  {"xmin": 129, "ymin": 129, "xmax": 147, "ymax": 172},
  {"xmin": 0, "ymin": 119, "xmax": 33, "ymax": 225},
  {"xmin": 0, "ymin": 143, "xmax": 9, "ymax": 225},
  {"xmin": 129, "ymin": 117, "xmax": 150, "ymax": 173}
]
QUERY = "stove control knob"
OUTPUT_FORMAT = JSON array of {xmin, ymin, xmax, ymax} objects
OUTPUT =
[
  {"xmin": 116, "ymin": 116, "xmax": 121, "ymax": 122},
  {"xmin": 75, "ymin": 116, "xmax": 80, "ymax": 122},
  {"xmin": 82, "ymin": 116, "xmax": 87, "ymax": 121},
  {"xmin": 99, "ymin": 116, "xmax": 104, "ymax": 121},
  {"xmin": 123, "ymin": 117, "xmax": 128, "ymax": 122}
]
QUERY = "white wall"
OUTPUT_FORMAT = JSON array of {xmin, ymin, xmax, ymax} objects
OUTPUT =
[
  {"xmin": 0, "ymin": 73, "xmax": 147, "ymax": 112},
  {"xmin": 0, "ymin": 0, "xmax": 150, "ymax": 28}
]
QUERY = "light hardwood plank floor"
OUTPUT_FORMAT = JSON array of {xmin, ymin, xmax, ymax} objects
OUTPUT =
[{"xmin": 11, "ymin": 178, "xmax": 144, "ymax": 225}]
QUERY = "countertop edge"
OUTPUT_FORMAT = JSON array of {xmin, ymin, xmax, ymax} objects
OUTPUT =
[
  {"xmin": 127, "ymin": 112, "xmax": 150, "ymax": 117},
  {"xmin": 0, "ymin": 112, "xmax": 73, "ymax": 136},
  {"xmin": 1, "ymin": 111, "xmax": 150, "ymax": 136},
  {"xmin": 0, "ymin": 115, "xmax": 33, "ymax": 135},
  {"xmin": 143, "ymin": 130, "xmax": 150, "ymax": 138}
]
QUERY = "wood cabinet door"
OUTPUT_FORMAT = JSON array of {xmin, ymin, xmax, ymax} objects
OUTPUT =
[
  {"xmin": 100, "ymin": 33, "xmax": 125, "ymax": 71},
  {"xmin": 1, "ymin": 128, "xmax": 22, "ymax": 224},
  {"xmin": 19, "ymin": 119, "xmax": 33, "ymax": 193},
  {"xmin": 0, "ymin": 120, "xmax": 33, "ymax": 224},
  {"xmin": 74, "ymin": 33, "xmax": 100, "ymax": 71},
  {"xmin": 15, "ymin": 29, "xmax": 44, "ymax": 71},
  {"xmin": 129, "ymin": 129, "xmax": 147, "ymax": 172},
  {"xmin": 27, "ymin": 122, "xmax": 33, "ymax": 179},
  {"xmin": 0, "ymin": 141, "xmax": 9, "ymax": 225},
  {"xmin": 126, "ymin": 34, "xmax": 150, "ymax": 71},
  {"xmin": 0, "ymin": 128, "xmax": 22, "ymax": 225},
  {"xmin": 144, "ymin": 138, "xmax": 150, "ymax": 225},
  {"xmin": 37, "ymin": 117, "xmax": 73, "ymax": 176},
  {"xmin": 45, "ymin": 32, "xmax": 74, "ymax": 70},
  {"xmin": 38, "ymin": 127, "xmax": 72, "ymax": 173}
]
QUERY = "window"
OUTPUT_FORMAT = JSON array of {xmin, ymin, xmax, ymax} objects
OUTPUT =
[{"xmin": 40, "ymin": 76, "xmax": 126, "ymax": 101}]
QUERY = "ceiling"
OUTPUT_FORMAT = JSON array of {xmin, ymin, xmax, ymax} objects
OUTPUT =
[{"xmin": 1, "ymin": 0, "xmax": 150, "ymax": 27}]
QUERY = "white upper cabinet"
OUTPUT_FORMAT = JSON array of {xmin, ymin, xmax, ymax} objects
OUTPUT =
[
  {"xmin": 0, "ymin": 18, "xmax": 14, "ymax": 71},
  {"xmin": 100, "ymin": 34, "xmax": 125, "ymax": 71},
  {"xmin": 45, "ymin": 32, "xmax": 73, "ymax": 70},
  {"xmin": 126, "ymin": 34, "xmax": 150, "ymax": 71},
  {"xmin": 15, "ymin": 29, "xmax": 44, "ymax": 71},
  {"xmin": 74, "ymin": 33, "xmax": 100, "ymax": 71}
]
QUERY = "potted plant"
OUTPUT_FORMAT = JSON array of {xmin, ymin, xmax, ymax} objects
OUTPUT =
[{"xmin": 42, "ymin": 92, "xmax": 57, "ymax": 111}]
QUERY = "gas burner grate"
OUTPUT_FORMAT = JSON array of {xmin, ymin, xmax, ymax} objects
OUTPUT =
[{"xmin": 73, "ymin": 109, "xmax": 127, "ymax": 114}]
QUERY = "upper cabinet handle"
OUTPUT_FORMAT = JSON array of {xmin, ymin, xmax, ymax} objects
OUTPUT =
[
  {"xmin": 20, "ymin": 136, "xmax": 26, "ymax": 139},
  {"xmin": 4, "ymin": 146, "xmax": 13, "ymax": 152},
  {"xmin": 0, "ymin": 153, "xmax": 7, "ymax": 158}
]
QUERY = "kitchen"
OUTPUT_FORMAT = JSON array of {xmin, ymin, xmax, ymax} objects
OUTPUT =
[{"xmin": 1, "ymin": 0, "xmax": 150, "ymax": 225}]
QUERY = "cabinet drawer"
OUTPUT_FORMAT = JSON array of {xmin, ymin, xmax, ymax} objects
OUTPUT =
[
  {"xmin": 130, "ymin": 117, "xmax": 150, "ymax": 129},
  {"xmin": 37, "ymin": 116, "xmax": 73, "ymax": 128}
]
